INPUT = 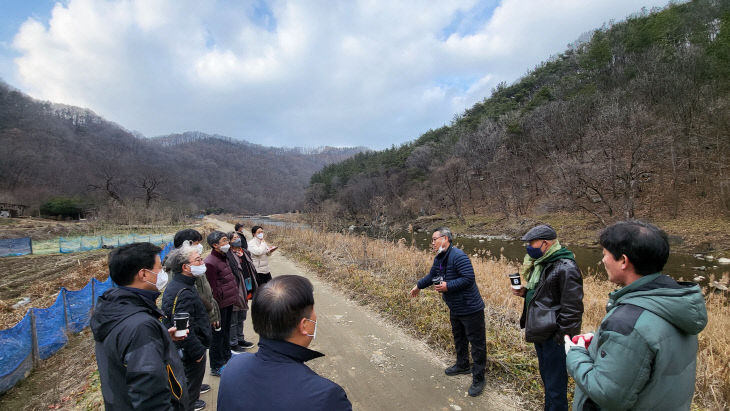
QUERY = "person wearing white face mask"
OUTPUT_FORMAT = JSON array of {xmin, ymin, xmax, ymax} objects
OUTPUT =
[
  {"xmin": 90, "ymin": 242, "xmax": 189, "ymax": 410},
  {"xmin": 247, "ymin": 225, "xmax": 278, "ymax": 287},
  {"xmin": 204, "ymin": 231, "xmax": 240, "ymax": 377},
  {"xmin": 218, "ymin": 275, "xmax": 352, "ymax": 410},
  {"xmin": 162, "ymin": 242, "xmax": 213, "ymax": 411}
]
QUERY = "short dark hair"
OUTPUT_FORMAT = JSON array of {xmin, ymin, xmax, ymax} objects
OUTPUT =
[
  {"xmin": 234, "ymin": 223, "xmax": 244, "ymax": 232},
  {"xmin": 252, "ymin": 275, "xmax": 314, "ymax": 340},
  {"xmin": 207, "ymin": 231, "xmax": 227, "ymax": 247},
  {"xmin": 251, "ymin": 225, "xmax": 263, "ymax": 236},
  {"xmin": 599, "ymin": 220, "xmax": 669, "ymax": 276},
  {"xmin": 173, "ymin": 229, "xmax": 202, "ymax": 248},
  {"xmin": 433, "ymin": 227, "xmax": 453, "ymax": 242},
  {"xmin": 109, "ymin": 242, "xmax": 161, "ymax": 286}
]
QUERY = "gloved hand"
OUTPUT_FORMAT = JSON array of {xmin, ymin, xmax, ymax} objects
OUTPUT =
[
  {"xmin": 572, "ymin": 333, "xmax": 594, "ymax": 348},
  {"xmin": 564, "ymin": 334, "xmax": 586, "ymax": 355}
]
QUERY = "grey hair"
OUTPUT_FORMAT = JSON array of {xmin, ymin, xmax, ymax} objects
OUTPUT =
[
  {"xmin": 433, "ymin": 227, "xmax": 453, "ymax": 242},
  {"xmin": 207, "ymin": 230, "xmax": 227, "ymax": 247},
  {"xmin": 163, "ymin": 241, "xmax": 197, "ymax": 274}
]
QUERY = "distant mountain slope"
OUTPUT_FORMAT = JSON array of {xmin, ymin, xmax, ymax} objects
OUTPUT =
[
  {"xmin": 0, "ymin": 82, "xmax": 365, "ymax": 214},
  {"xmin": 308, "ymin": 0, "xmax": 730, "ymax": 223}
]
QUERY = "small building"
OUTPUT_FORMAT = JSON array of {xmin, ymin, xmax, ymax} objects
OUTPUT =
[{"xmin": 0, "ymin": 202, "xmax": 27, "ymax": 217}]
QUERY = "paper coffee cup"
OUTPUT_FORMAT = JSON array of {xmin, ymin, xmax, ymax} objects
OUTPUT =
[
  {"xmin": 173, "ymin": 312, "xmax": 190, "ymax": 337},
  {"xmin": 508, "ymin": 273, "xmax": 522, "ymax": 289}
]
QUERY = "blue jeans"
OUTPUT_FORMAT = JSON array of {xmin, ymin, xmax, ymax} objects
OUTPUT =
[{"xmin": 534, "ymin": 337, "xmax": 568, "ymax": 411}]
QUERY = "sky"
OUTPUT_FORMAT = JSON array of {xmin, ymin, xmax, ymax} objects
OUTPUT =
[{"xmin": 0, "ymin": 0, "xmax": 675, "ymax": 149}]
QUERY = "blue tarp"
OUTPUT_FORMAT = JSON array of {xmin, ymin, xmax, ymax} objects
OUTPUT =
[
  {"xmin": 0, "ymin": 237, "xmax": 32, "ymax": 257},
  {"xmin": 33, "ymin": 293, "xmax": 68, "ymax": 359},
  {"xmin": 65, "ymin": 282, "xmax": 94, "ymax": 333},
  {"xmin": 93, "ymin": 277, "xmax": 114, "ymax": 304},
  {"xmin": 0, "ymin": 313, "xmax": 33, "ymax": 394}
]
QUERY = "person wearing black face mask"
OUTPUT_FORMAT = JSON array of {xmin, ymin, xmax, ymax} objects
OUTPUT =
[{"xmin": 510, "ymin": 225, "xmax": 583, "ymax": 411}]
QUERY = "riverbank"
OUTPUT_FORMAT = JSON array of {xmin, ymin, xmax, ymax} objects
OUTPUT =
[
  {"xmin": 271, "ymin": 212, "xmax": 730, "ymax": 257},
  {"xmin": 269, "ymin": 225, "xmax": 729, "ymax": 410}
]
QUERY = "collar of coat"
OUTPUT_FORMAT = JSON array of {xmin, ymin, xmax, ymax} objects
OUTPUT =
[{"xmin": 257, "ymin": 337, "xmax": 325, "ymax": 363}]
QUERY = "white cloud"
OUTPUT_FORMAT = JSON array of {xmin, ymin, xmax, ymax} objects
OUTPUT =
[{"xmin": 9, "ymin": 0, "xmax": 674, "ymax": 148}]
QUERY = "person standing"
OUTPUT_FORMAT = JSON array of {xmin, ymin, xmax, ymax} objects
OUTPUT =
[
  {"xmin": 162, "ymin": 243, "xmax": 212, "ymax": 411},
  {"xmin": 410, "ymin": 227, "xmax": 487, "ymax": 397},
  {"xmin": 565, "ymin": 221, "xmax": 707, "ymax": 410},
  {"xmin": 218, "ymin": 275, "xmax": 352, "ymax": 410},
  {"xmin": 227, "ymin": 232, "xmax": 255, "ymax": 351},
  {"xmin": 248, "ymin": 225, "xmax": 277, "ymax": 286},
  {"xmin": 90, "ymin": 242, "xmax": 188, "ymax": 410},
  {"xmin": 234, "ymin": 223, "xmax": 249, "ymax": 250},
  {"xmin": 204, "ymin": 231, "xmax": 240, "ymax": 376},
  {"xmin": 511, "ymin": 224, "xmax": 583, "ymax": 411}
]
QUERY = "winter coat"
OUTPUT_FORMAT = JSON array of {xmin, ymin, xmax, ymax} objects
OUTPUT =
[
  {"xmin": 247, "ymin": 238, "xmax": 271, "ymax": 274},
  {"xmin": 226, "ymin": 249, "xmax": 248, "ymax": 310},
  {"xmin": 416, "ymin": 245, "xmax": 485, "ymax": 316},
  {"xmin": 204, "ymin": 249, "xmax": 240, "ymax": 309},
  {"xmin": 196, "ymin": 274, "xmax": 221, "ymax": 324},
  {"xmin": 161, "ymin": 273, "xmax": 212, "ymax": 363},
  {"xmin": 217, "ymin": 338, "xmax": 352, "ymax": 411},
  {"xmin": 566, "ymin": 274, "xmax": 708, "ymax": 411},
  {"xmin": 90, "ymin": 287, "xmax": 188, "ymax": 410},
  {"xmin": 519, "ymin": 258, "xmax": 584, "ymax": 343}
]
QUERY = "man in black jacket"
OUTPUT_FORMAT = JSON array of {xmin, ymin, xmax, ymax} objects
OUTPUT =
[
  {"xmin": 90, "ymin": 242, "xmax": 189, "ymax": 410},
  {"xmin": 162, "ymin": 243, "xmax": 213, "ymax": 411},
  {"xmin": 511, "ymin": 225, "xmax": 583, "ymax": 411}
]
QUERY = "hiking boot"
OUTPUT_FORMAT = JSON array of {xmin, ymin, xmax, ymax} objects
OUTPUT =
[
  {"xmin": 193, "ymin": 399, "xmax": 206, "ymax": 410},
  {"xmin": 238, "ymin": 340, "xmax": 255, "ymax": 349},
  {"xmin": 210, "ymin": 365, "xmax": 225, "ymax": 377},
  {"xmin": 444, "ymin": 364, "xmax": 471, "ymax": 376},
  {"xmin": 199, "ymin": 384, "xmax": 211, "ymax": 394},
  {"xmin": 468, "ymin": 379, "xmax": 486, "ymax": 397}
]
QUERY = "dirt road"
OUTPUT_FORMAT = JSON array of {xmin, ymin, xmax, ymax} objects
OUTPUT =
[{"xmin": 202, "ymin": 218, "xmax": 520, "ymax": 410}]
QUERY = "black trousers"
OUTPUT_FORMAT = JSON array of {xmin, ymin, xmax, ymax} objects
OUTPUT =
[
  {"xmin": 210, "ymin": 306, "xmax": 233, "ymax": 369},
  {"xmin": 184, "ymin": 353, "xmax": 207, "ymax": 407},
  {"xmin": 255, "ymin": 272, "xmax": 272, "ymax": 287},
  {"xmin": 450, "ymin": 309, "xmax": 487, "ymax": 381}
]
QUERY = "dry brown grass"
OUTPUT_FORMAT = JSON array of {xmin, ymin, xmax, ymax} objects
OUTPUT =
[{"xmin": 271, "ymin": 225, "xmax": 729, "ymax": 410}]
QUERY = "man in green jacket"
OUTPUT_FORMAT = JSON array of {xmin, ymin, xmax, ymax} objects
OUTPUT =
[{"xmin": 565, "ymin": 221, "xmax": 707, "ymax": 410}]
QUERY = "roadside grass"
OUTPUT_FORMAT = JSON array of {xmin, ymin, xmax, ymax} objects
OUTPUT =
[{"xmin": 271, "ymin": 225, "xmax": 729, "ymax": 410}]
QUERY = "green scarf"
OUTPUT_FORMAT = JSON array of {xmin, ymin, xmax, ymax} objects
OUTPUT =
[{"xmin": 519, "ymin": 240, "xmax": 575, "ymax": 290}]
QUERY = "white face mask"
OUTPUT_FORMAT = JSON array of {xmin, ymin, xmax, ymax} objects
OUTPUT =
[
  {"xmin": 195, "ymin": 244, "xmax": 204, "ymax": 255},
  {"xmin": 219, "ymin": 244, "xmax": 231, "ymax": 253},
  {"xmin": 189, "ymin": 263, "xmax": 207, "ymax": 277},
  {"xmin": 144, "ymin": 268, "xmax": 168, "ymax": 291},
  {"xmin": 304, "ymin": 318, "xmax": 317, "ymax": 341},
  {"xmin": 256, "ymin": 233, "xmax": 264, "ymax": 240}
]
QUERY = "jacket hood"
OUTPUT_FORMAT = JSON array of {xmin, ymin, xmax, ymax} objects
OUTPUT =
[
  {"xmin": 90, "ymin": 287, "xmax": 163, "ymax": 342},
  {"xmin": 611, "ymin": 274, "xmax": 707, "ymax": 335}
]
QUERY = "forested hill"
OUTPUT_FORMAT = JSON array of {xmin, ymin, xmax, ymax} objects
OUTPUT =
[
  {"xmin": 0, "ymin": 82, "xmax": 365, "ymax": 215},
  {"xmin": 307, "ymin": 0, "xmax": 730, "ymax": 225}
]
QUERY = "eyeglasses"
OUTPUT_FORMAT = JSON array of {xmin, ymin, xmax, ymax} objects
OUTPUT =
[
  {"xmin": 189, "ymin": 257, "xmax": 203, "ymax": 264},
  {"xmin": 431, "ymin": 235, "xmax": 446, "ymax": 243}
]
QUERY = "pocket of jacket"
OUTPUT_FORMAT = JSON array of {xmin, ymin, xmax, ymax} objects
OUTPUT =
[{"xmin": 166, "ymin": 363, "xmax": 183, "ymax": 400}]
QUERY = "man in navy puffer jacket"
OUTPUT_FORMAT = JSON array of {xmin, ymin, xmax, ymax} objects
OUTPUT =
[{"xmin": 410, "ymin": 227, "xmax": 487, "ymax": 397}]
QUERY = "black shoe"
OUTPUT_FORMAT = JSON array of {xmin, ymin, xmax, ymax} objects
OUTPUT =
[
  {"xmin": 199, "ymin": 384, "xmax": 211, "ymax": 394},
  {"xmin": 238, "ymin": 340, "xmax": 255, "ymax": 349},
  {"xmin": 210, "ymin": 365, "xmax": 225, "ymax": 377},
  {"xmin": 230, "ymin": 345, "xmax": 246, "ymax": 355},
  {"xmin": 194, "ymin": 399, "xmax": 206, "ymax": 411},
  {"xmin": 468, "ymin": 379, "xmax": 486, "ymax": 397},
  {"xmin": 445, "ymin": 364, "xmax": 471, "ymax": 376}
]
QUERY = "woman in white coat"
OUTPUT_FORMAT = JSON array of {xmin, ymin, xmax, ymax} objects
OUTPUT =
[{"xmin": 247, "ymin": 225, "xmax": 277, "ymax": 286}]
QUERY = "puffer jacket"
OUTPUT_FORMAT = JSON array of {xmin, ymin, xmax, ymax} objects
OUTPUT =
[
  {"xmin": 519, "ymin": 258, "xmax": 584, "ymax": 342},
  {"xmin": 416, "ymin": 245, "xmax": 485, "ymax": 316},
  {"xmin": 90, "ymin": 287, "xmax": 188, "ymax": 410},
  {"xmin": 161, "ymin": 273, "xmax": 212, "ymax": 363},
  {"xmin": 204, "ymin": 249, "xmax": 239, "ymax": 309},
  {"xmin": 567, "ymin": 274, "xmax": 708, "ymax": 411},
  {"xmin": 248, "ymin": 238, "xmax": 271, "ymax": 274}
]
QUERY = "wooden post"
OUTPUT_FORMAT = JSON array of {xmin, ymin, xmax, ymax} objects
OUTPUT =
[
  {"xmin": 62, "ymin": 288, "xmax": 69, "ymax": 331},
  {"xmin": 30, "ymin": 309, "xmax": 40, "ymax": 367}
]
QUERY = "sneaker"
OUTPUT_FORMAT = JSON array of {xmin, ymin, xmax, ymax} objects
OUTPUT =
[
  {"xmin": 230, "ymin": 345, "xmax": 246, "ymax": 355},
  {"xmin": 210, "ymin": 365, "xmax": 225, "ymax": 377},
  {"xmin": 199, "ymin": 384, "xmax": 211, "ymax": 394},
  {"xmin": 468, "ymin": 379, "xmax": 486, "ymax": 397},
  {"xmin": 193, "ymin": 399, "xmax": 206, "ymax": 411},
  {"xmin": 238, "ymin": 340, "xmax": 255, "ymax": 349},
  {"xmin": 444, "ymin": 364, "xmax": 471, "ymax": 376}
]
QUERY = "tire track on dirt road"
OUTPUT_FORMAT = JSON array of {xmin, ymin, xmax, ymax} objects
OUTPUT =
[{"xmin": 203, "ymin": 218, "xmax": 520, "ymax": 410}]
